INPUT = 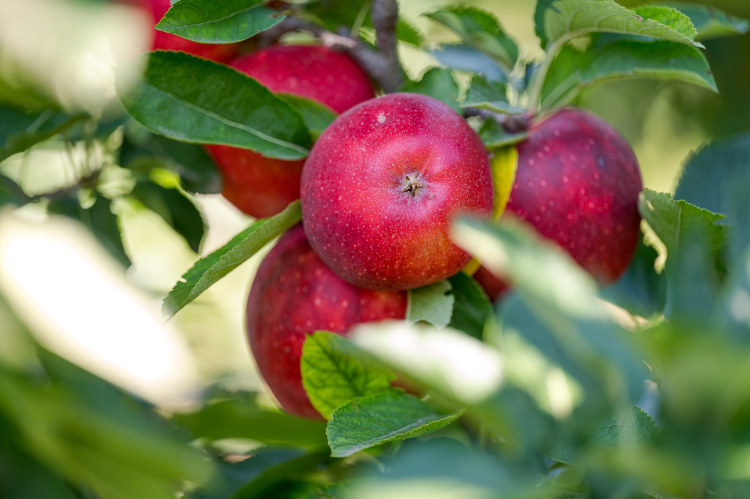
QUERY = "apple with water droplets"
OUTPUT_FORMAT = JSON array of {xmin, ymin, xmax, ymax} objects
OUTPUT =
[
  {"xmin": 246, "ymin": 225, "xmax": 406, "ymax": 419},
  {"xmin": 475, "ymin": 107, "xmax": 643, "ymax": 299},
  {"xmin": 300, "ymin": 92, "xmax": 494, "ymax": 291}
]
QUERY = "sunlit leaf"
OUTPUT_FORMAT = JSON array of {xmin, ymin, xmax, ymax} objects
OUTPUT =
[
  {"xmin": 327, "ymin": 389, "xmax": 463, "ymax": 458},
  {"xmin": 301, "ymin": 331, "xmax": 394, "ymax": 420},
  {"xmin": 162, "ymin": 200, "xmax": 301, "ymax": 317}
]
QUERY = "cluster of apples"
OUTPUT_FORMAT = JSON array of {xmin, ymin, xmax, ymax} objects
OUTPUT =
[{"xmin": 138, "ymin": 0, "xmax": 642, "ymax": 419}]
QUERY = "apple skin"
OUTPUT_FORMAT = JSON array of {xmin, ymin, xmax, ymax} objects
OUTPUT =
[
  {"xmin": 142, "ymin": 0, "xmax": 238, "ymax": 62},
  {"xmin": 475, "ymin": 107, "xmax": 642, "ymax": 300},
  {"xmin": 246, "ymin": 225, "xmax": 407, "ymax": 419},
  {"xmin": 206, "ymin": 45, "xmax": 376, "ymax": 218},
  {"xmin": 301, "ymin": 93, "xmax": 494, "ymax": 291}
]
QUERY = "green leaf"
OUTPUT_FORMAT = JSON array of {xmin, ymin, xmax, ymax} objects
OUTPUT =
[
  {"xmin": 592, "ymin": 405, "xmax": 658, "ymax": 448},
  {"xmin": 452, "ymin": 219, "xmax": 648, "ymax": 405},
  {"xmin": 639, "ymin": 189, "xmax": 727, "ymax": 322},
  {"xmin": 352, "ymin": 322, "xmax": 504, "ymax": 405},
  {"xmin": 230, "ymin": 450, "xmax": 331, "ymax": 499},
  {"xmin": 156, "ymin": 0, "xmax": 284, "ymax": 44},
  {"xmin": 0, "ymin": 361, "xmax": 212, "ymax": 499},
  {"xmin": 431, "ymin": 44, "xmax": 507, "ymax": 82},
  {"xmin": 0, "ymin": 173, "xmax": 27, "ymax": 207},
  {"xmin": 447, "ymin": 272, "xmax": 493, "ymax": 340},
  {"xmin": 0, "ymin": 104, "xmax": 87, "ymax": 162},
  {"xmin": 675, "ymin": 134, "xmax": 750, "ymax": 259},
  {"xmin": 535, "ymin": 0, "xmax": 701, "ymax": 50},
  {"xmin": 478, "ymin": 119, "xmax": 528, "ymax": 149},
  {"xmin": 601, "ymin": 236, "xmax": 667, "ymax": 319},
  {"xmin": 400, "ymin": 68, "xmax": 460, "ymax": 113},
  {"xmin": 425, "ymin": 6, "xmax": 519, "ymax": 69},
  {"xmin": 632, "ymin": 5, "xmax": 697, "ymax": 40},
  {"xmin": 277, "ymin": 94, "xmax": 337, "ymax": 141},
  {"xmin": 301, "ymin": 331, "xmax": 394, "ymax": 420},
  {"xmin": 462, "ymin": 76, "xmax": 512, "ymax": 113},
  {"xmin": 639, "ymin": 189, "xmax": 727, "ymax": 258},
  {"xmin": 130, "ymin": 181, "xmax": 205, "ymax": 253},
  {"xmin": 171, "ymin": 394, "xmax": 327, "ymax": 449},
  {"xmin": 49, "ymin": 196, "xmax": 130, "ymax": 267},
  {"xmin": 162, "ymin": 200, "xmax": 301, "ymax": 317},
  {"xmin": 120, "ymin": 51, "xmax": 311, "ymax": 160},
  {"xmin": 668, "ymin": 3, "xmax": 750, "ymax": 40},
  {"xmin": 406, "ymin": 279, "xmax": 454, "ymax": 328},
  {"xmin": 541, "ymin": 35, "xmax": 716, "ymax": 109},
  {"xmin": 326, "ymin": 389, "xmax": 463, "ymax": 458}
]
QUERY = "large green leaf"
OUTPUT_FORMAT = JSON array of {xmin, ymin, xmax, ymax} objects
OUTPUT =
[
  {"xmin": 277, "ymin": 94, "xmax": 337, "ymax": 141},
  {"xmin": 129, "ymin": 180, "xmax": 205, "ymax": 253},
  {"xmin": 535, "ymin": 0, "xmax": 700, "ymax": 50},
  {"xmin": 171, "ymin": 393, "xmax": 327, "ymax": 449},
  {"xmin": 592, "ymin": 405, "xmax": 658, "ymax": 448},
  {"xmin": 326, "ymin": 389, "xmax": 463, "ymax": 458},
  {"xmin": 425, "ymin": 6, "xmax": 518, "ymax": 69},
  {"xmin": 541, "ymin": 35, "xmax": 716, "ymax": 109},
  {"xmin": 406, "ymin": 279, "xmax": 454, "ymax": 328},
  {"xmin": 156, "ymin": 0, "xmax": 284, "ymax": 44},
  {"xmin": 668, "ymin": 3, "xmax": 750, "ymax": 40},
  {"xmin": 120, "ymin": 51, "xmax": 310, "ymax": 160},
  {"xmin": 639, "ymin": 189, "xmax": 727, "ymax": 322},
  {"xmin": 162, "ymin": 200, "xmax": 301, "ymax": 317},
  {"xmin": 639, "ymin": 189, "xmax": 727, "ymax": 257},
  {"xmin": 400, "ymin": 68, "xmax": 460, "ymax": 113},
  {"xmin": 301, "ymin": 331, "xmax": 394, "ymax": 420}
]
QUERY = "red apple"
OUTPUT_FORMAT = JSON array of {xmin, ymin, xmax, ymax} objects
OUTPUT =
[
  {"xmin": 475, "ymin": 107, "xmax": 642, "ymax": 300},
  {"xmin": 207, "ymin": 45, "xmax": 376, "ymax": 218},
  {"xmin": 246, "ymin": 225, "xmax": 407, "ymax": 419},
  {"xmin": 300, "ymin": 92, "xmax": 494, "ymax": 291}
]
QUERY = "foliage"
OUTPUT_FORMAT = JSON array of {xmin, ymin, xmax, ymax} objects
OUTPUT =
[{"xmin": 1, "ymin": 0, "xmax": 749, "ymax": 497}]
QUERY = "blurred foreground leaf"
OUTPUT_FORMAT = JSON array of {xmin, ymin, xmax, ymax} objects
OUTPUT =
[
  {"xmin": 172, "ymin": 393, "xmax": 327, "ymax": 449},
  {"xmin": 163, "ymin": 200, "xmax": 301, "ymax": 317}
]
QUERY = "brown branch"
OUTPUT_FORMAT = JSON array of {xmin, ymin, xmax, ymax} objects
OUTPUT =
[
  {"xmin": 463, "ymin": 107, "xmax": 534, "ymax": 134},
  {"xmin": 258, "ymin": 0, "xmax": 405, "ymax": 93}
]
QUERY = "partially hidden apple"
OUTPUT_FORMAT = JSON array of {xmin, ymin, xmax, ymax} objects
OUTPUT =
[
  {"xmin": 301, "ymin": 92, "xmax": 494, "ymax": 291},
  {"xmin": 475, "ymin": 107, "xmax": 643, "ymax": 300},
  {"xmin": 142, "ymin": 0, "xmax": 238, "ymax": 62},
  {"xmin": 246, "ymin": 224, "xmax": 407, "ymax": 419},
  {"xmin": 207, "ymin": 44, "xmax": 376, "ymax": 218}
]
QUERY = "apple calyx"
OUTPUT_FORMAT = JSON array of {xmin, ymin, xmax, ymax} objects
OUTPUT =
[{"xmin": 401, "ymin": 172, "xmax": 424, "ymax": 198}]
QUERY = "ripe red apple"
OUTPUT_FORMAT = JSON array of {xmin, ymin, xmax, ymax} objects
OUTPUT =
[
  {"xmin": 475, "ymin": 107, "xmax": 642, "ymax": 300},
  {"xmin": 246, "ymin": 225, "xmax": 407, "ymax": 419},
  {"xmin": 141, "ymin": 0, "xmax": 238, "ymax": 62},
  {"xmin": 300, "ymin": 92, "xmax": 494, "ymax": 291},
  {"xmin": 206, "ymin": 45, "xmax": 376, "ymax": 218}
]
